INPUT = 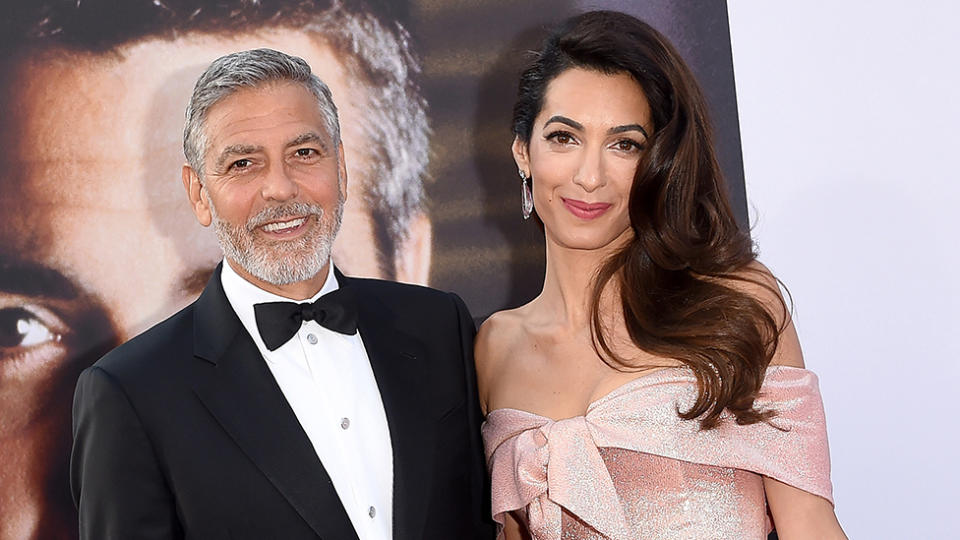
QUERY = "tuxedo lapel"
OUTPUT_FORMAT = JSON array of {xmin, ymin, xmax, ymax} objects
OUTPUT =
[
  {"xmin": 191, "ymin": 265, "xmax": 358, "ymax": 540},
  {"xmin": 342, "ymin": 275, "xmax": 435, "ymax": 540}
]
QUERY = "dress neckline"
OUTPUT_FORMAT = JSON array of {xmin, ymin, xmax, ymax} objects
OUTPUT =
[
  {"xmin": 485, "ymin": 366, "xmax": 685, "ymax": 423},
  {"xmin": 485, "ymin": 365, "xmax": 809, "ymax": 423}
]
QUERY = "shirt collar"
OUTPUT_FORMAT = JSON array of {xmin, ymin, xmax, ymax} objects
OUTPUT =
[{"xmin": 220, "ymin": 259, "xmax": 339, "ymax": 359}]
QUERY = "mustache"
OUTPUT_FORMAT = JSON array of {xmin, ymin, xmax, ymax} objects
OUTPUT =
[{"xmin": 245, "ymin": 202, "xmax": 325, "ymax": 231}]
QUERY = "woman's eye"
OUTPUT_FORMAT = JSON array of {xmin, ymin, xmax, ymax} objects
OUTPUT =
[
  {"xmin": 0, "ymin": 307, "xmax": 59, "ymax": 349},
  {"xmin": 546, "ymin": 131, "xmax": 576, "ymax": 145},
  {"xmin": 613, "ymin": 139, "xmax": 643, "ymax": 152}
]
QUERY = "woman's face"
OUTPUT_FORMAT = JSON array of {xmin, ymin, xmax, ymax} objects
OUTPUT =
[{"xmin": 514, "ymin": 68, "xmax": 653, "ymax": 253}]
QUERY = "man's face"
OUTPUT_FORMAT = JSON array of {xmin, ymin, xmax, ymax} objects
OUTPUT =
[
  {"xmin": 0, "ymin": 30, "xmax": 428, "ymax": 537},
  {"xmin": 189, "ymin": 82, "xmax": 347, "ymax": 291}
]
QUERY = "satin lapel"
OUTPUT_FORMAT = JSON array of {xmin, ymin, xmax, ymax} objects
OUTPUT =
[
  {"xmin": 345, "ymin": 278, "xmax": 434, "ymax": 540},
  {"xmin": 191, "ymin": 265, "xmax": 358, "ymax": 540}
]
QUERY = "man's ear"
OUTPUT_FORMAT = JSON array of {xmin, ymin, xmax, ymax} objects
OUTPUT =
[
  {"xmin": 512, "ymin": 136, "xmax": 531, "ymax": 176},
  {"xmin": 393, "ymin": 211, "xmax": 432, "ymax": 285},
  {"xmin": 182, "ymin": 164, "xmax": 212, "ymax": 227},
  {"xmin": 337, "ymin": 142, "xmax": 348, "ymax": 202}
]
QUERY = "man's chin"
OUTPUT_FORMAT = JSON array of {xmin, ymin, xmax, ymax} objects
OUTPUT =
[{"xmin": 234, "ymin": 252, "xmax": 330, "ymax": 287}]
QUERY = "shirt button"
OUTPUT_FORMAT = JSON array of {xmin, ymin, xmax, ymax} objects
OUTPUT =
[
  {"xmin": 306, "ymin": 333, "xmax": 318, "ymax": 345},
  {"xmin": 368, "ymin": 506, "xmax": 376, "ymax": 518},
  {"xmin": 340, "ymin": 417, "xmax": 350, "ymax": 430}
]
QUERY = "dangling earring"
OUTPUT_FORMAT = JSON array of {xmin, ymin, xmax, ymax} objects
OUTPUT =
[{"xmin": 519, "ymin": 169, "xmax": 534, "ymax": 220}]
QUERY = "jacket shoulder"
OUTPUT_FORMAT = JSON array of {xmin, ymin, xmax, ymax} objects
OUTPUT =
[
  {"xmin": 93, "ymin": 301, "xmax": 196, "ymax": 380},
  {"xmin": 347, "ymin": 278, "xmax": 474, "ymax": 336},
  {"xmin": 348, "ymin": 277, "xmax": 461, "ymax": 308}
]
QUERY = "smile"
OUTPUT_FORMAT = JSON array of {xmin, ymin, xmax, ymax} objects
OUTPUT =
[
  {"xmin": 260, "ymin": 216, "xmax": 308, "ymax": 233},
  {"xmin": 562, "ymin": 198, "xmax": 612, "ymax": 220}
]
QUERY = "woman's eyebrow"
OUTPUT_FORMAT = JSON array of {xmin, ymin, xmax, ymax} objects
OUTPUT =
[
  {"xmin": 544, "ymin": 115, "xmax": 584, "ymax": 131},
  {"xmin": 544, "ymin": 116, "xmax": 650, "ymax": 139},
  {"xmin": 608, "ymin": 124, "xmax": 650, "ymax": 138}
]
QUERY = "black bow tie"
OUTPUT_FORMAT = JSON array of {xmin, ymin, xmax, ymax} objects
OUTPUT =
[{"xmin": 253, "ymin": 288, "xmax": 358, "ymax": 351}]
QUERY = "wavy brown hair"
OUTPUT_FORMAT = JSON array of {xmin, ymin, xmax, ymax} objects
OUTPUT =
[{"xmin": 513, "ymin": 11, "xmax": 787, "ymax": 429}]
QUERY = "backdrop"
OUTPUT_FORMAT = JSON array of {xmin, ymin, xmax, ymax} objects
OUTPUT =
[
  {"xmin": 729, "ymin": 1, "xmax": 959, "ymax": 538},
  {"xmin": 0, "ymin": 1, "xmax": 745, "ymax": 538}
]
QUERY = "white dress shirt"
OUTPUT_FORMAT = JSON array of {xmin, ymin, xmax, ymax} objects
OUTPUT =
[{"xmin": 220, "ymin": 260, "xmax": 393, "ymax": 540}]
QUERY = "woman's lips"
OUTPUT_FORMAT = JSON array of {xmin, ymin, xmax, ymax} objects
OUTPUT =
[{"xmin": 562, "ymin": 198, "xmax": 612, "ymax": 220}]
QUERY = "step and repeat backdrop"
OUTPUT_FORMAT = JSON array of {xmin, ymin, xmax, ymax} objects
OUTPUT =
[
  {"xmin": 729, "ymin": 2, "xmax": 958, "ymax": 538},
  {"xmin": 0, "ymin": 1, "xmax": 767, "ymax": 537}
]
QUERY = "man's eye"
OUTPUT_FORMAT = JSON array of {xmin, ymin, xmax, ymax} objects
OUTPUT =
[
  {"xmin": 295, "ymin": 148, "xmax": 318, "ymax": 158},
  {"xmin": 0, "ymin": 307, "xmax": 60, "ymax": 349},
  {"xmin": 230, "ymin": 159, "xmax": 252, "ymax": 170}
]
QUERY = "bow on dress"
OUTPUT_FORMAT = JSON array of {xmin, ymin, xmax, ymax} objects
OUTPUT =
[
  {"xmin": 486, "ymin": 412, "xmax": 633, "ymax": 540},
  {"xmin": 482, "ymin": 367, "xmax": 833, "ymax": 540}
]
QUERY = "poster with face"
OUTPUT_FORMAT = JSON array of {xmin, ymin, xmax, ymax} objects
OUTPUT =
[{"xmin": 0, "ymin": 1, "xmax": 742, "ymax": 537}]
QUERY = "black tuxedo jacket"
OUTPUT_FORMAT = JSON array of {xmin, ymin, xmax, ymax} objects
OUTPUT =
[{"xmin": 71, "ymin": 267, "xmax": 493, "ymax": 539}]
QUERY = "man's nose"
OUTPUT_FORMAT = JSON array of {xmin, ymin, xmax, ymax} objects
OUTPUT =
[{"xmin": 260, "ymin": 163, "xmax": 299, "ymax": 201}]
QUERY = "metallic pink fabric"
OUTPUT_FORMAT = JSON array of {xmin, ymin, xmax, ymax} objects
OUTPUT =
[{"xmin": 483, "ymin": 366, "xmax": 833, "ymax": 540}]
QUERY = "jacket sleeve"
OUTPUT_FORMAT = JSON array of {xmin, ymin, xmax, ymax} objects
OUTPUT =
[
  {"xmin": 71, "ymin": 366, "xmax": 183, "ymax": 539},
  {"xmin": 450, "ymin": 292, "xmax": 497, "ymax": 539}
]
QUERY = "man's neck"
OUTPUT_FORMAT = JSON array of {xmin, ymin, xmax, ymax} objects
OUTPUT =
[{"xmin": 224, "ymin": 258, "xmax": 330, "ymax": 301}]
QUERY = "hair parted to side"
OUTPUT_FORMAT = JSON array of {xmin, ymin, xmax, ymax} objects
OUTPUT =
[
  {"xmin": 183, "ymin": 48, "xmax": 340, "ymax": 178},
  {"xmin": 513, "ymin": 10, "xmax": 788, "ymax": 430}
]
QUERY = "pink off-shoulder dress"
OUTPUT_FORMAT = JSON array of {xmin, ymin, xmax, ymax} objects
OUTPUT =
[{"xmin": 482, "ymin": 366, "xmax": 833, "ymax": 540}]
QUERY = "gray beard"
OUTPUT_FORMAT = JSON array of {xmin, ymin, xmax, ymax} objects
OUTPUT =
[{"xmin": 207, "ymin": 193, "xmax": 343, "ymax": 286}]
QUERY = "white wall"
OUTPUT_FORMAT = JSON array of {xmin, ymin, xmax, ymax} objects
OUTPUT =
[{"xmin": 728, "ymin": 2, "xmax": 959, "ymax": 537}]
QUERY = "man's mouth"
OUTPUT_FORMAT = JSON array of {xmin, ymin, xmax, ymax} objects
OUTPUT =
[{"xmin": 260, "ymin": 216, "xmax": 307, "ymax": 233}]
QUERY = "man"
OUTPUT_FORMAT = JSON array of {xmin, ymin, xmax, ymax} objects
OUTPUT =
[
  {"xmin": 0, "ymin": 2, "xmax": 431, "ymax": 537},
  {"xmin": 71, "ymin": 49, "xmax": 490, "ymax": 539}
]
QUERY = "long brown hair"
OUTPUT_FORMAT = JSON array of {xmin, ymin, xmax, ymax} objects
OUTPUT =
[{"xmin": 513, "ymin": 11, "xmax": 786, "ymax": 429}]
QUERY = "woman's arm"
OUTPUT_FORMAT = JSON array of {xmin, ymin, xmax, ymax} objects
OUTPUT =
[
  {"xmin": 502, "ymin": 512, "xmax": 532, "ymax": 540},
  {"xmin": 474, "ymin": 316, "xmax": 496, "ymax": 416},
  {"xmin": 743, "ymin": 263, "xmax": 845, "ymax": 538},
  {"xmin": 474, "ymin": 310, "xmax": 517, "ymax": 416},
  {"xmin": 765, "ymin": 477, "xmax": 846, "ymax": 539},
  {"xmin": 761, "ymin": 317, "xmax": 847, "ymax": 538}
]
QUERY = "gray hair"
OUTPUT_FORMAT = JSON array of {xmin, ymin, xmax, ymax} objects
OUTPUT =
[
  {"xmin": 181, "ymin": 8, "xmax": 430, "ymax": 276},
  {"xmin": 183, "ymin": 48, "xmax": 340, "ymax": 177}
]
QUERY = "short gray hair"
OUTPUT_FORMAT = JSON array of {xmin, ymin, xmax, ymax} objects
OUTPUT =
[{"xmin": 183, "ymin": 48, "xmax": 340, "ymax": 177}]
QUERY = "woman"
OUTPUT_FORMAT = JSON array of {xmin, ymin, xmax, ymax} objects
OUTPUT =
[{"xmin": 475, "ymin": 11, "xmax": 846, "ymax": 540}]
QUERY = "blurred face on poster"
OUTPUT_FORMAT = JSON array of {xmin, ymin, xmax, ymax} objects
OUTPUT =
[{"xmin": 0, "ymin": 5, "xmax": 431, "ymax": 537}]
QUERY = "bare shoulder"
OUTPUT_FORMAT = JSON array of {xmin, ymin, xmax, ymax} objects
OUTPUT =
[
  {"xmin": 719, "ymin": 261, "xmax": 805, "ymax": 368},
  {"xmin": 475, "ymin": 307, "xmax": 528, "ymax": 414},
  {"xmin": 720, "ymin": 261, "xmax": 788, "ymax": 320},
  {"xmin": 476, "ymin": 308, "xmax": 526, "ymax": 357}
]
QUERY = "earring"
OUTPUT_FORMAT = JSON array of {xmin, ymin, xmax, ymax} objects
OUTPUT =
[{"xmin": 519, "ymin": 169, "xmax": 534, "ymax": 220}]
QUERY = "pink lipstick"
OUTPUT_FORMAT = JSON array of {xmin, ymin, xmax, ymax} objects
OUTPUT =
[{"xmin": 562, "ymin": 198, "xmax": 612, "ymax": 220}]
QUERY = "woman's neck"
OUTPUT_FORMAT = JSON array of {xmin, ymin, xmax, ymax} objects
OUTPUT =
[{"xmin": 536, "ymin": 231, "xmax": 630, "ymax": 329}]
